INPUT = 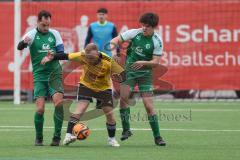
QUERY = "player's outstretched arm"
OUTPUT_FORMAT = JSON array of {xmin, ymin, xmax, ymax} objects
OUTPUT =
[
  {"xmin": 110, "ymin": 35, "xmax": 123, "ymax": 63},
  {"xmin": 111, "ymin": 71, "xmax": 126, "ymax": 83},
  {"xmin": 41, "ymin": 51, "xmax": 69, "ymax": 65},
  {"xmin": 110, "ymin": 59, "xmax": 126, "ymax": 82},
  {"xmin": 41, "ymin": 51, "xmax": 84, "ymax": 65},
  {"xmin": 17, "ymin": 36, "xmax": 31, "ymax": 50}
]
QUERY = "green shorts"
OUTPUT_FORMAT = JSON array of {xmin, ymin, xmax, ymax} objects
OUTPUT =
[
  {"xmin": 34, "ymin": 78, "xmax": 64, "ymax": 99},
  {"xmin": 122, "ymin": 71, "xmax": 153, "ymax": 92}
]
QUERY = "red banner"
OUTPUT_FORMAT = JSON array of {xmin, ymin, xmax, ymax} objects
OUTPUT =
[{"xmin": 1, "ymin": 1, "xmax": 240, "ymax": 90}]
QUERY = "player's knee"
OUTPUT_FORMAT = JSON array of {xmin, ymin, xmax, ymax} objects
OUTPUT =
[
  {"xmin": 36, "ymin": 102, "xmax": 45, "ymax": 114},
  {"xmin": 53, "ymin": 99, "xmax": 63, "ymax": 107},
  {"xmin": 52, "ymin": 92, "xmax": 63, "ymax": 106},
  {"xmin": 36, "ymin": 108, "xmax": 45, "ymax": 114},
  {"xmin": 106, "ymin": 114, "xmax": 115, "ymax": 124}
]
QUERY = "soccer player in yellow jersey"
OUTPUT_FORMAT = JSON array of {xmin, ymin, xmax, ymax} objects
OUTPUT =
[{"xmin": 41, "ymin": 43, "xmax": 124, "ymax": 147}]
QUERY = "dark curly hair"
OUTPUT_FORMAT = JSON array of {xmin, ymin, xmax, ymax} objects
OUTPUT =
[
  {"xmin": 139, "ymin": 12, "xmax": 159, "ymax": 27},
  {"xmin": 38, "ymin": 10, "xmax": 51, "ymax": 21}
]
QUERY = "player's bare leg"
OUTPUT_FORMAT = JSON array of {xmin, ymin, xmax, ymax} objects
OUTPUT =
[
  {"xmin": 63, "ymin": 100, "xmax": 89, "ymax": 145},
  {"xmin": 51, "ymin": 92, "xmax": 64, "ymax": 146},
  {"xmin": 141, "ymin": 92, "xmax": 166, "ymax": 146},
  {"xmin": 34, "ymin": 97, "xmax": 45, "ymax": 146},
  {"xmin": 102, "ymin": 106, "xmax": 120, "ymax": 147},
  {"xmin": 119, "ymin": 84, "xmax": 133, "ymax": 141}
]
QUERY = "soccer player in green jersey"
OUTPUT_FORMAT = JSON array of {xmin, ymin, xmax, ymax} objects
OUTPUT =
[
  {"xmin": 17, "ymin": 10, "xmax": 64, "ymax": 146},
  {"xmin": 111, "ymin": 13, "xmax": 166, "ymax": 146}
]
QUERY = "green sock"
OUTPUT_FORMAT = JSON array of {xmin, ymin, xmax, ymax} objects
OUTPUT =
[
  {"xmin": 148, "ymin": 115, "xmax": 160, "ymax": 138},
  {"xmin": 120, "ymin": 107, "xmax": 130, "ymax": 131},
  {"xmin": 34, "ymin": 112, "xmax": 44, "ymax": 139},
  {"xmin": 53, "ymin": 105, "xmax": 63, "ymax": 138}
]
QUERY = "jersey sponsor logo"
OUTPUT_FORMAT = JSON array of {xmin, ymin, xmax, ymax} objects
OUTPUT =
[
  {"xmin": 135, "ymin": 46, "xmax": 145, "ymax": 57},
  {"xmin": 146, "ymin": 44, "xmax": 151, "ymax": 49},
  {"xmin": 42, "ymin": 44, "xmax": 50, "ymax": 50},
  {"xmin": 48, "ymin": 37, "xmax": 54, "ymax": 42}
]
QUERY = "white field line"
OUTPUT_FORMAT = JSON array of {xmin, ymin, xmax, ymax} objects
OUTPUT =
[{"xmin": 0, "ymin": 126, "xmax": 240, "ymax": 132}]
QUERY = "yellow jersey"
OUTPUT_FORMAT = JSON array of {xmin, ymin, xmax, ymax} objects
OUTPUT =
[{"xmin": 68, "ymin": 51, "xmax": 124, "ymax": 92}]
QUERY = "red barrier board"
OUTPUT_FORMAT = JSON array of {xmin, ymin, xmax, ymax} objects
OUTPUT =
[{"xmin": 1, "ymin": 1, "xmax": 240, "ymax": 90}]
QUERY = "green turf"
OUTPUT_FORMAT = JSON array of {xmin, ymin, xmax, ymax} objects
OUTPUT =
[{"xmin": 0, "ymin": 101, "xmax": 240, "ymax": 160}]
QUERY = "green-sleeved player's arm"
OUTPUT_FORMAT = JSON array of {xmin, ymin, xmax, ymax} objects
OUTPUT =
[
  {"xmin": 111, "ymin": 60, "xmax": 124, "ymax": 74},
  {"xmin": 110, "ymin": 35, "xmax": 123, "ymax": 58},
  {"xmin": 51, "ymin": 52, "xmax": 84, "ymax": 61},
  {"xmin": 111, "ymin": 59, "xmax": 126, "ymax": 83},
  {"xmin": 41, "ymin": 51, "xmax": 85, "ymax": 65}
]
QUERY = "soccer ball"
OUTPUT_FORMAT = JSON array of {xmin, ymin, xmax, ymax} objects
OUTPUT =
[{"xmin": 72, "ymin": 123, "xmax": 90, "ymax": 140}]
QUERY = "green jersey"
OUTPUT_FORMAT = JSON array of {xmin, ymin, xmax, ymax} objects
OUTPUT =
[
  {"xmin": 120, "ymin": 28, "xmax": 163, "ymax": 73},
  {"xmin": 23, "ymin": 28, "xmax": 64, "ymax": 82}
]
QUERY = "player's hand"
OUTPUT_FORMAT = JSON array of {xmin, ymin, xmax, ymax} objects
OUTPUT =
[
  {"xmin": 131, "ymin": 61, "xmax": 144, "ymax": 70},
  {"xmin": 41, "ymin": 50, "xmax": 54, "ymax": 65},
  {"xmin": 23, "ymin": 36, "xmax": 31, "ymax": 44},
  {"xmin": 112, "ymin": 73, "xmax": 122, "ymax": 82},
  {"xmin": 112, "ymin": 71, "xmax": 126, "ymax": 83}
]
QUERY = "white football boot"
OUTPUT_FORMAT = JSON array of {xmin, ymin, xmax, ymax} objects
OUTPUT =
[
  {"xmin": 108, "ymin": 137, "xmax": 120, "ymax": 147},
  {"xmin": 63, "ymin": 133, "xmax": 77, "ymax": 145}
]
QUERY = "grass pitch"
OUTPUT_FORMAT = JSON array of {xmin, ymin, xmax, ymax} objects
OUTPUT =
[{"xmin": 0, "ymin": 101, "xmax": 240, "ymax": 160}]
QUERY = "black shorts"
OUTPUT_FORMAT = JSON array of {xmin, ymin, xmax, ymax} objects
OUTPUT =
[{"xmin": 77, "ymin": 84, "xmax": 113, "ymax": 108}]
